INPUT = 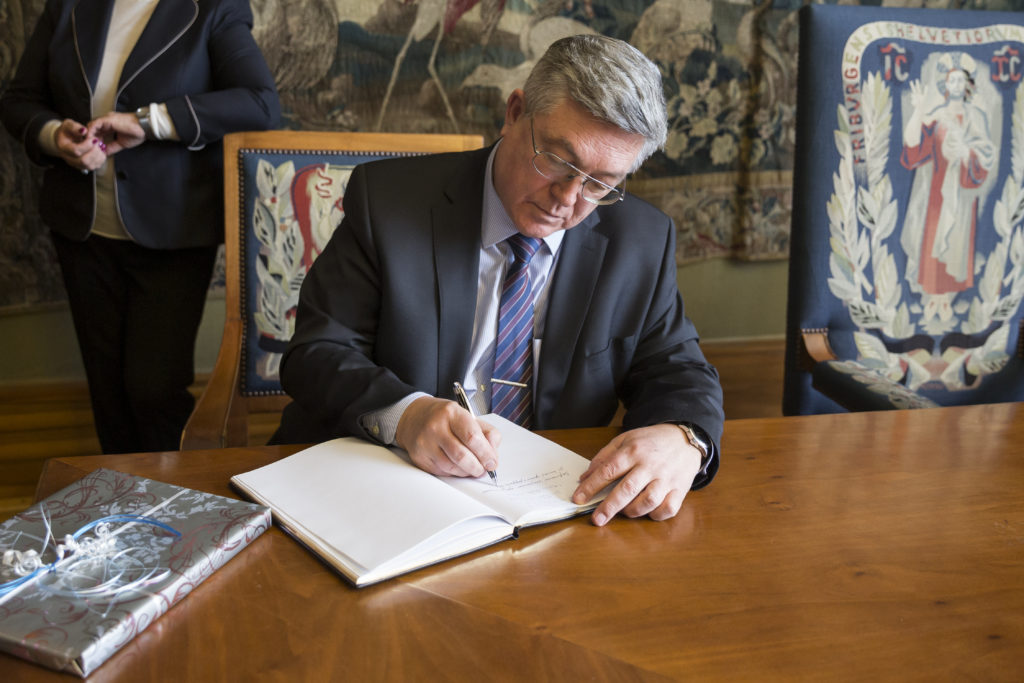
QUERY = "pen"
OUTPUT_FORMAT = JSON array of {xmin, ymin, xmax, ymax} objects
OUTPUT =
[{"xmin": 453, "ymin": 381, "xmax": 498, "ymax": 486}]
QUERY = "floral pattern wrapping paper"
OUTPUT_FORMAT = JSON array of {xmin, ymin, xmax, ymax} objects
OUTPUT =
[{"xmin": 0, "ymin": 468, "xmax": 271, "ymax": 676}]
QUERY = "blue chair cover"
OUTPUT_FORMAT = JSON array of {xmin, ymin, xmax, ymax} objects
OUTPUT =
[{"xmin": 784, "ymin": 4, "xmax": 1024, "ymax": 415}]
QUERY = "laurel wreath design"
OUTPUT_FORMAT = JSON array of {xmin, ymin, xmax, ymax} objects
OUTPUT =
[
  {"xmin": 254, "ymin": 159, "xmax": 307, "ymax": 335},
  {"xmin": 824, "ymin": 359, "xmax": 940, "ymax": 409},
  {"xmin": 827, "ymin": 70, "xmax": 1024, "ymax": 393},
  {"xmin": 249, "ymin": 158, "xmax": 307, "ymax": 380}
]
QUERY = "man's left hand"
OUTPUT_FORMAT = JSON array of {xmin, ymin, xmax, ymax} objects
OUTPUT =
[{"xmin": 572, "ymin": 423, "xmax": 702, "ymax": 527}]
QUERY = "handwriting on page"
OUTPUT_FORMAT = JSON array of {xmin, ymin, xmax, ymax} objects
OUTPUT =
[{"xmin": 480, "ymin": 467, "xmax": 575, "ymax": 501}]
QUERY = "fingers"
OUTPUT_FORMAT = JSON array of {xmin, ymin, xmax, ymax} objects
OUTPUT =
[
  {"xmin": 572, "ymin": 434, "xmax": 626, "ymax": 505},
  {"xmin": 446, "ymin": 408, "xmax": 498, "ymax": 476},
  {"xmin": 84, "ymin": 115, "xmax": 134, "ymax": 156},
  {"xmin": 86, "ymin": 112, "xmax": 146, "ymax": 153},
  {"xmin": 56, "ymin": 119, "xmax": 88, "ymax": 145},
  {"xmin": 572, "ymin": 424, "xmax": 702, "ymax": 527},
  {"xmin": 56, "ymin": 119, "xmax": 107, "ymax": 172},
  {"xmin": 479, "ymin": 418, "xmax": 503, "ymax": 453},
  {"xmin": 73, "ymin": 140, "xmax": 106, "ymax": 172},
  {"xmin": 396, "ymin": 397, "xmax": 499, "ymax": 479},
  {"xmin": 616, "ymin": 477, "xmax": 688, "ymax": 521},
  {"xmin": 57, "ymin": 112, "xmax": 147, "ymax": 171},
  {"xmin": 583, "ymin": 457, "xmax": 664, "ymax": 527}
]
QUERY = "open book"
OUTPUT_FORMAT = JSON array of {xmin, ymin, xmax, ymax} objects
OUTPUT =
[{"xmin": 230, "ymin": 414, "xmax": 607, "ymax": 587}]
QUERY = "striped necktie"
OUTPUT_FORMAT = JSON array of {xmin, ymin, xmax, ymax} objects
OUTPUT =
[{"xmin": 492, "ymin": 234, "xmax": 542, "ymax": 427}]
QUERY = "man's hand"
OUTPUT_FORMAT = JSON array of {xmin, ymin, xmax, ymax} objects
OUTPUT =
[
  {"xmin": 395, "ymin": 396, "xmax": 502, "ymax": 478},
  {"xmin": 86, "ymin": 112, "xmax": 146, "ymax": 156},
  {"xmin": 53, "ymin": 119, "xmax": 107, "ymax": 172},
  {"xmin": 572, "ymin": 423, "xmax": 702, "ymax": 527}
]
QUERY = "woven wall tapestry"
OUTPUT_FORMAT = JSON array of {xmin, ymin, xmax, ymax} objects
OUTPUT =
[{"xmin": 2, "ymin": 0, "xmax": 1021, "ymax": 310}]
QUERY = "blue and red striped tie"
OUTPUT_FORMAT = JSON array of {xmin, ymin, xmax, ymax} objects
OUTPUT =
[{"xmin": 492, "ymin": 234, "xmax": 542, "ymax": 427}]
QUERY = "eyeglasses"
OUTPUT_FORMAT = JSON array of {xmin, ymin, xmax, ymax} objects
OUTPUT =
[{"xmin": 529, "ymin": 117, "xmax": 625, "ymax": 205}]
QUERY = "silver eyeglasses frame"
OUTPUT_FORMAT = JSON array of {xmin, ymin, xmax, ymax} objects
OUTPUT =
[{"xmin": 529, "ymin": 117, "xmax": 625, "ymax": 206}]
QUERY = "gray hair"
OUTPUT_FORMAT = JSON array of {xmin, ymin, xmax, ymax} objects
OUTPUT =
[{"xmin": 523, "ymin": 34, "xmax": 667, "ymax": 172}]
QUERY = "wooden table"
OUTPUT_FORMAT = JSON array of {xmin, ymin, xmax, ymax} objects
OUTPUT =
[{"xmin": 5, "ymin": 403, "xmax": 1023, "ymax": 681}]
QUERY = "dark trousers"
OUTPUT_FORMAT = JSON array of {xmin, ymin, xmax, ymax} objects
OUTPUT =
[{"xmin": 52, "ymin": 232, "xmax": 218, "ymax": 454}]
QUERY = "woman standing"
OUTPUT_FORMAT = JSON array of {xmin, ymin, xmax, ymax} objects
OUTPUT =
[{"xmin": 1, "ymin": 0, "xmax": 280, "ymax": 452}]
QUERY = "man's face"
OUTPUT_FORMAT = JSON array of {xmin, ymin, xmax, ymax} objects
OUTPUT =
[{"xmin": 492, "ymin": 90, "xmax": 645, "ymax": 240}]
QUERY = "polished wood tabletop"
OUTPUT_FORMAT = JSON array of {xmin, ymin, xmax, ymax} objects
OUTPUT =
[{"xmin": 5, "ymin": 403, "xmax": 1023, "ymax": 681}]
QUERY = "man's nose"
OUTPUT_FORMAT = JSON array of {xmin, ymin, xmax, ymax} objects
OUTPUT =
[{"xmin": 549, "ymin": 175, "xmax": 584, "ymax": 205}]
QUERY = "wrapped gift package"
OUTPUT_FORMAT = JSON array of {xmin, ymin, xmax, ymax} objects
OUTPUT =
[{"xmin": 0, "ymin": 468, "xmax": 271, "ymax": 676}]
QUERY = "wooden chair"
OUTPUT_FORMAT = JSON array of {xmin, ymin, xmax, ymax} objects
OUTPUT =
[
  {"xmin": 181, "ymin": 130, "xmax": 484, "ymax": 448},
  {"xmin": 783, "ymin": 4, "xmax": 1024, "ymax": 415}
]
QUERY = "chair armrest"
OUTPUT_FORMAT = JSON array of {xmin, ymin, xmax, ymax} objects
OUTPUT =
[
  {"xmin": 800, "ymin": 329, "xmax": 838, "ymax": 368},
  {"xmin": 180, "ymin": 320, "xmax": 248, "ymax": 449}
]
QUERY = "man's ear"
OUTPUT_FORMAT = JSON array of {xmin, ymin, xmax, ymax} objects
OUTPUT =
[{"xmin": 499, "ymin": 89, "xmax": 526, "ymax": 136}]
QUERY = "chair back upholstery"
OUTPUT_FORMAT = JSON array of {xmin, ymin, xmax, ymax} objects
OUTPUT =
[
  {"xmin": 182, "ymin": 130, "xmax": 484, "ymax": 448},
  {"xmin": 784, "ymin": 4, "xmax": 1024, "ymax": 415}
]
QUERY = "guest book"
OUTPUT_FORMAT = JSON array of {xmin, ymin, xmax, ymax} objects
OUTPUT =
[
  {"xmin": 0, "ymin": 468, "xmax": 271, "ymax": 676},
  {"xmin": 231, "ymin": 414, "xmax": 607, "ymax": 587}
]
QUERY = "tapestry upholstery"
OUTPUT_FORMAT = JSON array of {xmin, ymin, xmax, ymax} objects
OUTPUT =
[
  {"xmin": 236, "ymin": 147, "xmax": 422, "ymax": 395},
  {"xmin": 3, "ymin": 0, "xmax": 1024, "ymax": 311},
  {"xmin": 783, "ymin": 3, "xmax": 1024, "ymax": 415}
]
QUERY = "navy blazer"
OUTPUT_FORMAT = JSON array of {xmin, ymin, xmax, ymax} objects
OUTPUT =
[
  {"xmin": 275, "ymin": 146, "xmax": 724, "ymax": 486},
  {"xmin": 0, "ymin": 0, "xmax": 280, "ymax": 248}
]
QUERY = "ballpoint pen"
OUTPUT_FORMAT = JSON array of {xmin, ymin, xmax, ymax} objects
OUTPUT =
[{"xmin": 453, "ymin": 381, "xmax": 498, "ymax": 486}]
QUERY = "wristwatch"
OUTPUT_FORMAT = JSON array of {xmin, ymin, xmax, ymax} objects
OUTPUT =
[
  {"xmin": 676, "ymin": 422, "xmax": 712, "ymax": 473},
  {"xmin": 134, "ymin": 106, "xmax": 154, "ymax": 140}
]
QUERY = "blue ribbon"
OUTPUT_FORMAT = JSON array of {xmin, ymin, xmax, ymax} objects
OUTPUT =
[{"xmin": 0, "ymin": 513, "xmax": 181, "ymax": 598}]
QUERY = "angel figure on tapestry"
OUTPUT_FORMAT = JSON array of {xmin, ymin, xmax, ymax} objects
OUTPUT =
[{"xmin": 900, "ymin": 51, "xmax": 1000, "ymax": 330}]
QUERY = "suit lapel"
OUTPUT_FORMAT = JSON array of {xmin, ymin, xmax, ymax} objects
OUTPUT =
[
  {"xmin": 119, "ymin": 0, "xmax": 197, "ymax": 92},
  {"xmin": 536, "ymin": 213, "xmax": 607, "ymax": 427},
  {"xmin": 433, "ymin": 149, "xmax": 490, "ymax": 394},
  {"xmin": 72, "ymin": 0, "xmax": 117, "ymax": 89}
]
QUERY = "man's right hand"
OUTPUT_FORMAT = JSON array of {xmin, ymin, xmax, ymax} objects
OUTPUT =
[{"xmin": 395, "ymin": 396, "xmax": 501, "ymax": 478}]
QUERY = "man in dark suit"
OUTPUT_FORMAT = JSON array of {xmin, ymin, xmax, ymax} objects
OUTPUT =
[{"xmin": 274, "ymin": 35, "xmax": 724, "ymax": 526}]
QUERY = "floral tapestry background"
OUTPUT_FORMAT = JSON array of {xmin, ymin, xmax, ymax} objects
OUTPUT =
[{"xmin": 1, "ymin": 0, "xmax": 1020, "ymax": 310}]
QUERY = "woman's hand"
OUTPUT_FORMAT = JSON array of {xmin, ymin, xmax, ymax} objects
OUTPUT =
[
  {"xmin": 86, "ymin": 112, "xmax": 146, "ymax": 156},
  {"xmin": 53, "ymin": 119, "xmax": 107, "ymax": 173}
]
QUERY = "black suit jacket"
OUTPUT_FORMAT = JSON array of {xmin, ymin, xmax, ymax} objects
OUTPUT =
[
  {"xmin": 0, "ymin": 0, "xmax": 279, "ymax": 248},
  {"xmin": 276, "ymin": 146, "xmax": 724, "ymax": 486}
]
